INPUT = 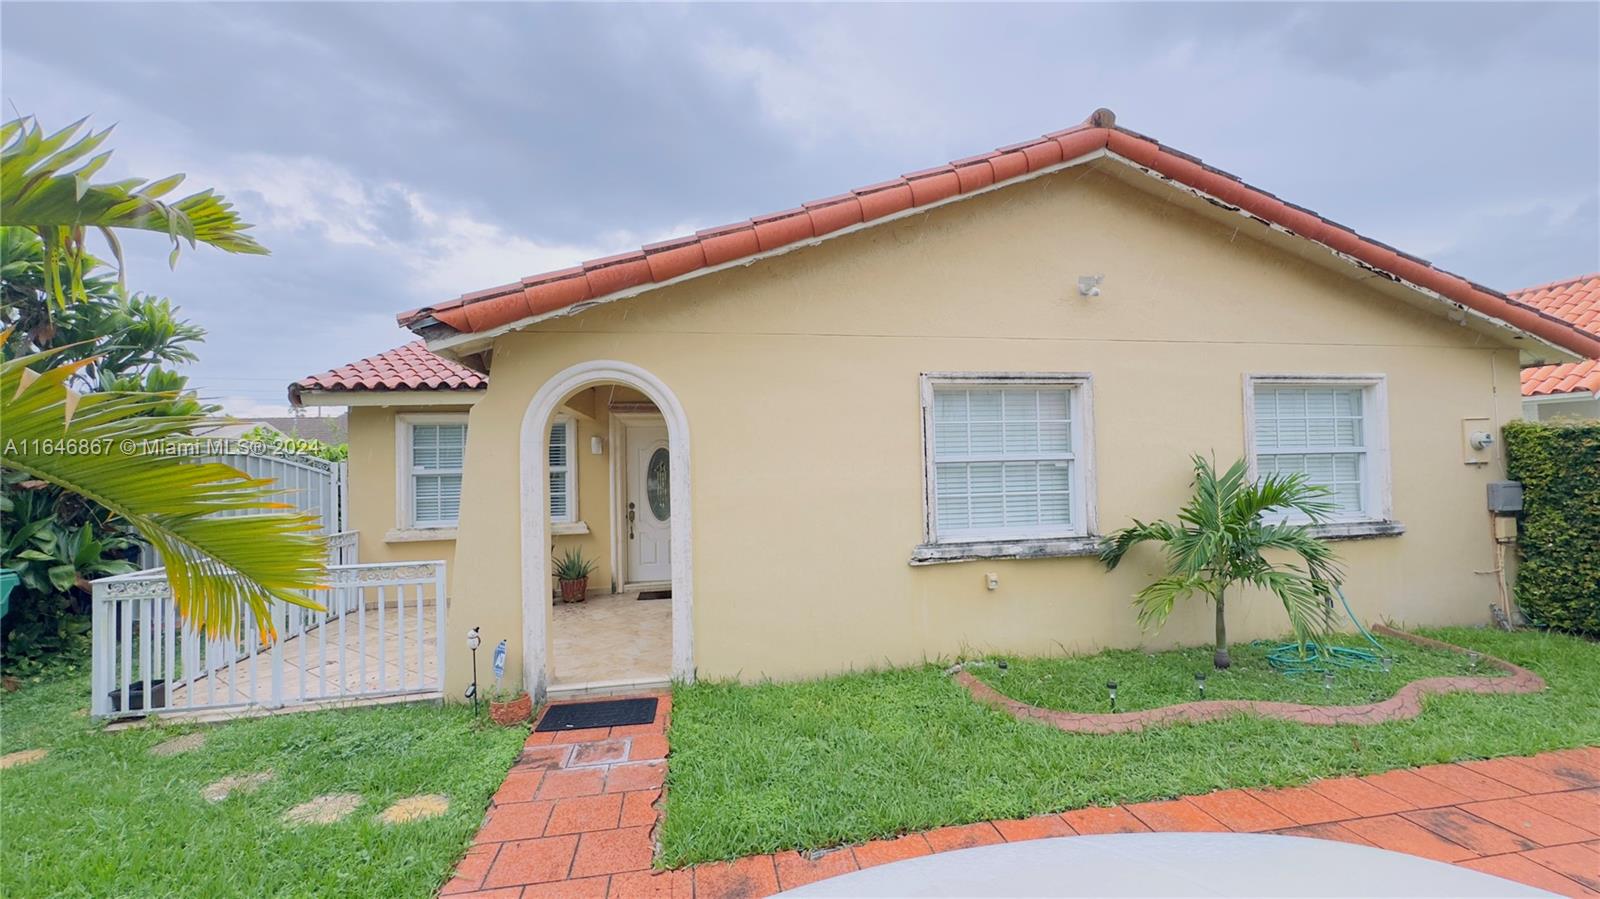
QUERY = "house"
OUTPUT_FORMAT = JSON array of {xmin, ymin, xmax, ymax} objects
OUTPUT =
[
  {"xmin": 199, "ymin": 414, "xmax": 349, "ymax": 445},
  {"xmin": 1515, "ymin": 274, "xmax": 1599, "ymax": 421},
  {"xmin": 290, "ymin": 108, "xmax": 1599, "ymax": 702}
]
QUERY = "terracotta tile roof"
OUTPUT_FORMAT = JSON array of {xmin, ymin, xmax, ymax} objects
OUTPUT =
[
  {"xmin": 288, "ymin": 341, "xmax": 486, "ymax": 404},
  {"xmin": 1513, "ymin": 273, "xmax": 1600, "ymax": 397},
  {"xmin": 395, "ymin": 108, "xmax": 1600, "ymax": 361}
]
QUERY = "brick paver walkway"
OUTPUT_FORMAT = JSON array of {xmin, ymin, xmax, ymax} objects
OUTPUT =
[{"xmin": 445, "ymin": 694, "xmax": 1600, "ymax": 898}]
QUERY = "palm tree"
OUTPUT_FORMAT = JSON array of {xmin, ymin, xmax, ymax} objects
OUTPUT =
[
  {"xmin": 2, "ymin": 116, "xmax": 266, "ymax": 304},
  {"xmin": 2, "ymin": 115, "xmax": 321, "ymax": 641},
  {"xmin": 1099, "ymin": 455, "xmax": 1343, "ymax": 669}
]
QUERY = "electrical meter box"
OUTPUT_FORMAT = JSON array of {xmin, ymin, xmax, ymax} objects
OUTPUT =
[{"xmin": 1487, "ymin": 481, "xmax": 1524, "ymax": 514}]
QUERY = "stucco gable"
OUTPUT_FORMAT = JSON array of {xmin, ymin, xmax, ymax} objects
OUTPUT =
[{"xmin": 399, "ymin": 109, "xmax": 1597, "ymax": 364}]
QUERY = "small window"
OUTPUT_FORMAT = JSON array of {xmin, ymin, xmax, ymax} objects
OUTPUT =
[
  {"xmin": 409, "ymin": 421, "xmax": 466, "ymax": 527},
  {"xmin": 922, "ymin": 374, "xmax": 1093, "ymax": 543},
  {"xmin": 1247, "ymin": 377, "xmax": 1390, "ymax": 523},
  {"xmin": 548, "ymin": 416, "xmax": 577, "ymax": 524}
]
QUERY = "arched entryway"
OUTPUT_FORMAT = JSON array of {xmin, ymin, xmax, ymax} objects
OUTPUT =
[{"xmin": 519, "ymin": 361, "xmax": 693, "ymax": 701}]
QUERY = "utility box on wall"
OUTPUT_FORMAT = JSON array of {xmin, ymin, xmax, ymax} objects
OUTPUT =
[{"xmin": 1487, "ymin": 480, "xmax": 1524, "ymax": 514}]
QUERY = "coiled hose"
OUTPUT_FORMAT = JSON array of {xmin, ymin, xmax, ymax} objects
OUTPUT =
[{"xmin": 1262, "ymin": 586, "xmax": 1387, "ymax": 674}]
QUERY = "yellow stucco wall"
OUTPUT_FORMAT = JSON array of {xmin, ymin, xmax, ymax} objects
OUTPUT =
[
  {"xmin": 346, "ymin": 391, "xmax": 653, "ymax": 596},
  {"xmin": 383, "ymin": 163, "xmax": 1523, "ymax": 696}
]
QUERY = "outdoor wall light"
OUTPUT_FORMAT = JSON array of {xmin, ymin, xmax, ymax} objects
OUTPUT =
[
  {"xmin": 590, "ymin": 436, "xmax": 604, "ymax": 455},
  {"xmin": 1106, "ymin": 680, "xmax": 1119, "ymax": 712},
  {"xmin": 1195, "ymin": 672, "xmax": 1206, "ymax": 698}
]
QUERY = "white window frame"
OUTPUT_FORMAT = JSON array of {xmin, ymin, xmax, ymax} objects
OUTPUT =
[
  {"xmin": 917, "ymin": 373, "xmax": 1097, "ymax": 561},
  {"xmin": 547, "ymin": 414, "xmax": 578, "ymax": 525},
  {"xmin": 395, "ymin": 413, "xmax": 469, "ymax": 530},
  {"xmin": 1243, "ymin": 374, "xmax": 1394, "ymax": 528}
]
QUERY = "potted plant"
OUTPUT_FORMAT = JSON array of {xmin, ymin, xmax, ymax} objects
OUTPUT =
[
  {"xmin": 554, "ymin": 548, "xmax": 596, "ymax": 603},
  {"xmin": 1099, "ymin": 454, "xmax": 1343, "ymax": 669},
  {"xmin": 489, "ymin": 689, "xmax": 532, "ymax": 727}
]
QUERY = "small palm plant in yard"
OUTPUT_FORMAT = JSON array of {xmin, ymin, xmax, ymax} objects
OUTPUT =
[{"xmin": 1099, "ymin": 454, "xmax": 1343, "ymax": 669}]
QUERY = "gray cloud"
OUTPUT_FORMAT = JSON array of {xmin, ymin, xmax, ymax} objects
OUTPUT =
[{"xmin": 3, "ymin": 1, "xmax": 1595, "ymax": 414}]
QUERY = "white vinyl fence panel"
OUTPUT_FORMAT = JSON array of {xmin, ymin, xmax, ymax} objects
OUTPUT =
[{"xmin": 91, "ymin": 561, "xmax": 445, "ymax": 719}]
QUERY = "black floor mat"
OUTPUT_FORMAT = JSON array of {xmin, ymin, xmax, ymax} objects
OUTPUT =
[
  {"xmin": 535, "ymin": 697, "xmax": 659, "ymax": 732},
  {"xmin": 637, "ymin": 589, "xmax": 671, "ymax": 601}
]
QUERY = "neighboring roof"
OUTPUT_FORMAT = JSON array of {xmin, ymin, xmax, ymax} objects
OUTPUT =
[
  {"xmin": 394, "ymin": 108, "xmax": 1600, "ymax": 361},
  {"xmin": 198, "ymin": 415, "xmax": 349, "ymax": 445},
  {"xmin": 1514, "ymin": 274, "xmax": 1600, "ymax": 398},
  {"xmin": 289, "ymin": 341, "xmax": 487, "ymax": 405}
]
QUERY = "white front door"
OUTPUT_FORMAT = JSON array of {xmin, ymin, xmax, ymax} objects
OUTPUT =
[{"xmin": 625, "ymin": 422, "xmax": 671, "ymax": 585}]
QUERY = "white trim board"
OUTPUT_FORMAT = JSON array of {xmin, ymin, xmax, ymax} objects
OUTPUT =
[
  {"xmin": 520, "ymin": 361, "xmax": 694, "ymax": 702},
  {"xmin": 296, "ymin": 389, "xmax": 483, "ymax": 408}
]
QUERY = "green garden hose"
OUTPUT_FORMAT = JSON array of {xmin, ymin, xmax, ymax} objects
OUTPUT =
[{"xmin": 1262, "ymin": 586, "xmax": 1387, "ymax": 674}]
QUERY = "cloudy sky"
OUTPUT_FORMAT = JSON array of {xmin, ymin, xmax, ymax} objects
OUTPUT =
[{"xmin": 4, "ymin": 2, "xmax": 1596, "ymax": 417}]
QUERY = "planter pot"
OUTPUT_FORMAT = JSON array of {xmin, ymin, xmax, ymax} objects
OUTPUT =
[
  {"xmin": 490, "ymin": 694, "xmax": 532, "ymax": 727},
  {"xmin": 558, "ymin": 577, "xmax": 588, "ymax": 603},
  {"xmin": 108, "ymin": 679, "xmax": 166, "ymax": 713}
]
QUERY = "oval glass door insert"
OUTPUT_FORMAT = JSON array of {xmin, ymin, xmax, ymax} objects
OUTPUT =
[{"xmin": 646, "ymin": 448, "xmax": 670, "ymax": 520}]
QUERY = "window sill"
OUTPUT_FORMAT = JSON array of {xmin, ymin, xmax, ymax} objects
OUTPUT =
[
  {"xmin": 551, "ymin": 521, "xmax": 591, "ymax": 536},
  {"xmin": 385, "ymin": 527, "xmax": 458, "ymax": 544},
  {"xmin": 910, "ymin": 536, "xmax": 1101, "ymax": 566},
  {"xmin": 1306, "ymin": 520, "xmax": 1406, "ymax": 541}
]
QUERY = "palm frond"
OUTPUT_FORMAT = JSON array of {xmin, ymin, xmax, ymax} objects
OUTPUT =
[
  {"xmin": 2, "ymin": 117, "xmax": 267, "ymax": 305},
  {"xmin": 1099, "ymin": 518, "xmax": 1179, "ymax": 569},
  {"xmin": 1131, "ymin": 573, "xmax": 1211, "ymax": 630},
  {"xmin": 2, "ymin": 341, "xmax": 325, "ymax": 640}
]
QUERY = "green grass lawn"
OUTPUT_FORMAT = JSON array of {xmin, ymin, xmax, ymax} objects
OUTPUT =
[
  {"xmin": 0, "ymin": 670, "xmax": 524, "ymax": 898},
  {"xmin": 660, "ymin": 627, "xmax": 1599, "ymax": 867},
  {"xmin": 971, "ymin": 634, "xmax": 1501, "ymax": 712}
]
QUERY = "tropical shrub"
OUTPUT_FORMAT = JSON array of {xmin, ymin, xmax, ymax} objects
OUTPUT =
[
  {"xmin": 1504, "ymin": 419, "xmax": 1600, "ymax": 634},
  {"xmin": 1099, "ymin": 455, "xmax": 1343, "ymax": 669}
]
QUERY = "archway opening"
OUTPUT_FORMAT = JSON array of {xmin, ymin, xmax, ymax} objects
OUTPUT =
[{"xmin": 519, "ymin": 362, "xmax": 692, "ymax": 701}]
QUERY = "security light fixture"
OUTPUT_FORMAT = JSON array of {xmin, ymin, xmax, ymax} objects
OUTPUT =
[{"xmin": 1077, "ymin": 274, "xmax": 1104, "ymax": 297}]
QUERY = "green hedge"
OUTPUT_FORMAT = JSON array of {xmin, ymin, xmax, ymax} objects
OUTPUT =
[{"xmin": 1504, "ymin": 419, "xmax": 1600, "ymax": 634}]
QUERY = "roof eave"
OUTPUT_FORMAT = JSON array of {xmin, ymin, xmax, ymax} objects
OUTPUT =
[{"xmin": 291, "ymin": 387, "xmax": 487, "ymax": 408}]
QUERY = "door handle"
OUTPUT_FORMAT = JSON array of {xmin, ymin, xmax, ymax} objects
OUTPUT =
[{"xmin": 627, "ymin": 502, "xmax": 636, "ymax": 539}]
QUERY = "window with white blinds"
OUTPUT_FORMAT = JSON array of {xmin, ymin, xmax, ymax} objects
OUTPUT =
[
  {"xmin": 1250, "ymin": 381, "xmax": 1380, "ymax": 519},
  {"xmin": 927, "ymin": 379, "xmax": 1088, "ymax": 541},
  {"xmin": 548, "ymin": 416, "xmax": 577, "ymax": 523},
  {"xmin": 409, "ymin": 422, "xmax": 466, "ymax": 527}
]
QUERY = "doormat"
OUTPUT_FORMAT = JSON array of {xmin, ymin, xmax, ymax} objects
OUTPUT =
[
  {"xmin": 535, "ymin": 697, "xmax": 659, "ymax": 732},
  {"xmin": 637, "ymin": 589, "xmax": 671, "ymax": 601}
]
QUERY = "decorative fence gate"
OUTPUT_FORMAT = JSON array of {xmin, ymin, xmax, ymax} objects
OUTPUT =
[
  {"xmin": 91, "ymin": 561, "xmax": 445, "ymax": 720},
  {"xmin": 90, "ymin": 443, "xmax": 434, "ymax": 721}
]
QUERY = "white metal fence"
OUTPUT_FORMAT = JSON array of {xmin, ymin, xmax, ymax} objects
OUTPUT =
[{"xmin": 90, "ymin": 561, "xmax": 445, "ymax": 720}]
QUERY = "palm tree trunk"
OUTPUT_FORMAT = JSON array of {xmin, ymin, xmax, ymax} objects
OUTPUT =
[{"xmin": 1213, "ymin": 588, "xmax": 1232, "ymax": 670}]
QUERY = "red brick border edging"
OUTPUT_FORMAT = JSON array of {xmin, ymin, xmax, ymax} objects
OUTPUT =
[{"xmin": 954, "ymin": 626, "xmax": 1546, "ymax": 734}]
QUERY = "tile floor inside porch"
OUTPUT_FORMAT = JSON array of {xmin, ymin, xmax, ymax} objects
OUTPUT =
[
  {"xmin": 445, "ymin": 700, "xmax": 1600, "ymax": 898},
  {"xmin": 550, "ymin": 591, "xmax": 672, "ymax": 694}
]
